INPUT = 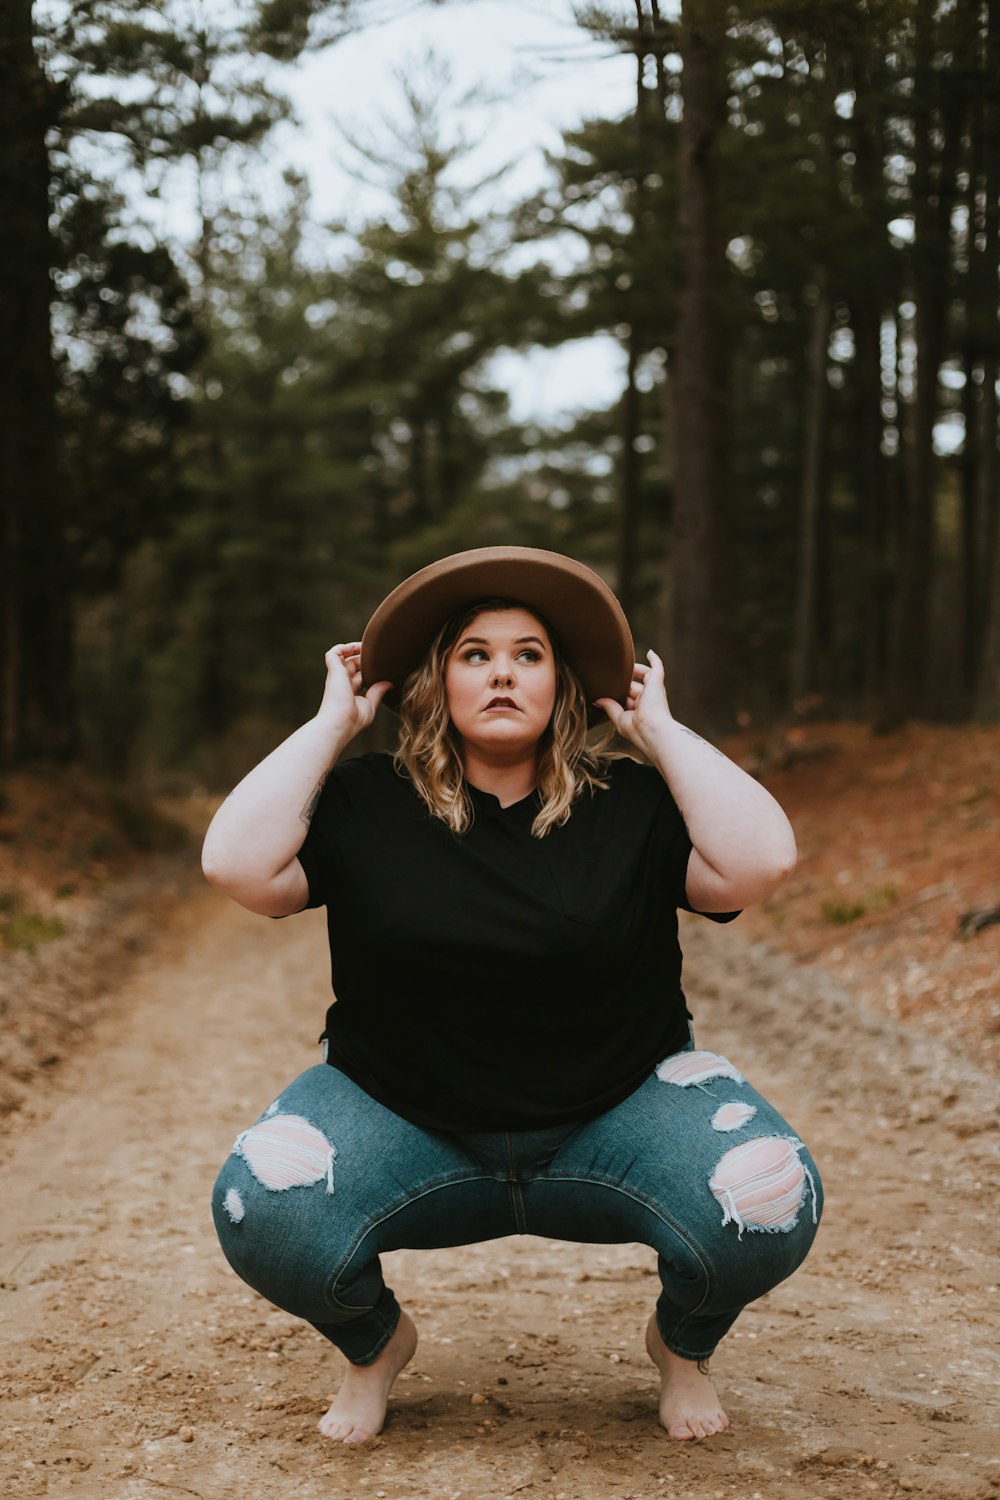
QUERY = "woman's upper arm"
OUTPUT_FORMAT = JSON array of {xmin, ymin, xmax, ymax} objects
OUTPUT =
[
  {"xmin": 684, "ymin": 848, "xmax": 738, "ymax": 912},
  {"xmin": 684, "ymin": 845, "xmax": 792, "ymax": 913},
  {"xmin": 204, "ymin": 854, "xmax": 311, "ymax": 918}
]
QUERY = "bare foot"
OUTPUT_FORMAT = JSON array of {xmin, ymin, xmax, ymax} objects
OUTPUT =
[
  {"xmin": 645, "ymin": 1314, "xmax": 731, "ymax": 1440},
  {"xmin": 317, "ymin": 1312, "xmax": 418, "ymax": 1444}
]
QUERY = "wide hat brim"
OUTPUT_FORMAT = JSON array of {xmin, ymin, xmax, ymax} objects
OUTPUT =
[{"xmin": 361, "ymin": 546, "xmax": 635, "ymax": 723}]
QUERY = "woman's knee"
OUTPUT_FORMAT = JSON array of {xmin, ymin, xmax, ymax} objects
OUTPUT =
[
  {"xmin": 699, "ymin": 1134, "xmax": 822, "ymax": 1313},
  {"xmin": 210, "ymin": 1137, "xmax": 350, "ymax": 1324},
  {"xmin": 708, "ymin": 1135, "xmax": 821, "ymax": 1239},
  {"xmin": 645, "ymin": 1137, "xmax": 820, "ymax": 1336},
  {"xmin": 645, "ymin": 1058, "xmax": 823, "ymax": 1254}
]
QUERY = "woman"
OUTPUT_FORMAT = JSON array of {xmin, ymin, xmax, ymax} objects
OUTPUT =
[{"xmin": 203, "ymin": 546, "xmax": 821, "ymax": 1447}]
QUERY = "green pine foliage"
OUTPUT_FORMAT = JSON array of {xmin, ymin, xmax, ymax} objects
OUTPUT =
[{"xmin": 7, "ymin": 0, "xmax": 1000, "ymax": 779}]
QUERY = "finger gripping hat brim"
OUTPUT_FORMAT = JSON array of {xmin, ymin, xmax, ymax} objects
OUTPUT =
[{"xmin": 361, "ymin": 546, "xmax": 634, "ymax": 718}]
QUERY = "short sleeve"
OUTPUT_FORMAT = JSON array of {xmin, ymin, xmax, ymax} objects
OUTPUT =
[
  {"xmin": 295, "ymin": 765, "xmax": 355, "ymax": 909},
  {"xmin": 645, "ymin": 771, "xmax": 695, "ymax": 908},
  {"xmin": 639, "ymin": 761, "xmax": 741, "ymax": 924},
  {"xmin": 678, "ymin": 867, "xmax": 741, "ymax": 923}
]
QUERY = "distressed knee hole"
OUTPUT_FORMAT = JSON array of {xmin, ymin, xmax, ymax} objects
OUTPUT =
[
  {"xmin": 656, "ymin": 1049, "xmax": 745, "ymax": 1088},
  {"xmin": 233, "ymin": 1113, "xmax": 336, "ymax": 1194},
  {"xmin": 223, "ymin": 1187, "xmax": 245, "ymax": 1223},
  {"xmin": 709, "ymin": 1136, "xmax": 814, "ymax": 1236},
  {"xmin": 711, "ymin": 1101, "xmax": 757, "ymax": 1132}
]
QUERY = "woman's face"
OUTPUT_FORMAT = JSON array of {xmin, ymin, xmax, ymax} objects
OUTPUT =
[{"xmin": 444, "ymin": 607, "xmax": 558, "ymax": 763}]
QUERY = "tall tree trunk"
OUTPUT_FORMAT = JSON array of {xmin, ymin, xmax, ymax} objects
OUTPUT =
[
  {"xmin": 848, "ymin": 42, "xmax": 891, "ymax": 717},
  {"xmin": 885, "ymin": 0, "xmax": 938, "ymax": 721},
  {"xmin": 886, "ymin": 0, "xmax": 968, "ymax": 720},
  {"xmin": 649, "ymin": 0, "xmax": 670, "ymax": 111},
  {"xmin": 791, "ymin": 271, "xmax": 832, "ymax": 704},
  {"xmin": 0, "ymin": 1, "xmax": 74, "ymax": 764},
  {"xmin": 617, "ymin": 328, "xmax": 642, "ymax": 619},
  {"xmin": 616, "ymin": 25, "xmax": 648, "ymax": 617},
  {"xmin": 973, "ymin": 357, "xmax": 999, "ymax": 710},
  {"xmin": 960, "ymin": 338, "xmax": 979, "ymax": 698},
  {"xmin": 959, "ymin": 56, "xmax": 997, "ymax": 706},
  {"xmin": 973, "ymin": 0, "xmax": 1000, "ymax": 718},
  {"xmin": 960, "ymin": 32, "xmax": 985, "ymax": 698},
  {"xmin": 856, "ymin": 300, "xmax": 890, "ymax": 714},
  {"xmin": 665, "ymin": 0, "xmax": 730, "ymax": 731}
]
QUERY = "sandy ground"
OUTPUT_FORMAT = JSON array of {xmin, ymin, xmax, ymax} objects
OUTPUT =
[{"xmin": 1, "ymin": 887, "xmax": 998, "ymax": 1500}]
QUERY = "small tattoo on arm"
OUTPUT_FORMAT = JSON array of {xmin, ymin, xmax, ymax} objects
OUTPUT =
[
  {"xmin": 300, "ymin": 774, "xmax": 327, "ymax": 825},
  {"xmin": 679, "ymin": 724, "xmax": 724, "ymax": 757}
]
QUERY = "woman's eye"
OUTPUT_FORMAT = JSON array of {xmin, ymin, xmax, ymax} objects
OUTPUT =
[
  {"xmin": 464, "ymin": 648, "xmax": 488, "ymax": 664},
  {"xmin": 517, "ymin": 649, "xmax": 541, "ymax": 663}
]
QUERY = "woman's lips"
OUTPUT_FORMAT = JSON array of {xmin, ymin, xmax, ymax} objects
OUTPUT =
[{"xmin": 485, "ymin": 697, "xmax": 519, "ymax": 710}]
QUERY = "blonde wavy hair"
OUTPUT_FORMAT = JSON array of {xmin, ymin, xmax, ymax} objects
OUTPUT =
[{"xmin": 394, "ymin": 597, "xmax": 617, "ymax": 837}]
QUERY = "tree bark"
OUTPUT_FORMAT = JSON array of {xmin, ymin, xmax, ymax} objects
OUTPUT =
[
  {"xmin": 886, "ymin": 0, "xmax": 938, "ymax": 720},
  {"xmin": 973, "ymin": 0, "xmax": 1000, "ymax": 718},
  {"xmin": 791, "ymin": 271, "xmax": 832, "ymax": 704},
  {"xmin": 617, "ymin": 327, "xmax": 642, "ymax": 619},
  {"xmin": 616, "ymin": 27, "xmax": 648, "ymax": 619},
  {"xmin": 665, "ymin": 0, "xmax": 730, "ymax": 731},
  {"xmin": 886, "ymin": 0, "xmax": 967, "ymax": 721},
  {"xmin": 847, "ymin": 41, "xmax": 891, "ymax": 717},
  {"xmin": 959, "ymin": 48, "xmax": 997, "ymax": 706},
  {"xmin": 0, "ymin": 0, "xmax": 75, "ymax": 764}
]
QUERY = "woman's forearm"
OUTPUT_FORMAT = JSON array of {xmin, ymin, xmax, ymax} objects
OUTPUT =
[
  {"xmin": 644, "ymin": 719, "xmax": 796, "ymax": 907},
  {"xmin": 201, "ymin": 712, "xmax": 354, "ymax": 892}
]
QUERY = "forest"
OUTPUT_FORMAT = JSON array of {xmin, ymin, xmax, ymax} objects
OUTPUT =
[{"xmin": 2, "ymin": 0, "xmax": 999, "ymax": 784}]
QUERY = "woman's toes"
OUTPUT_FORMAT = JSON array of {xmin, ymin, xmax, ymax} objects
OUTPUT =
[
  {"xmin": 318, "ymin": 1407, "xmax": 366, "ymax": 1442},
  {"xmin": 318, "ymin": 1413, "xmax": 346, "ymax": 1439}
]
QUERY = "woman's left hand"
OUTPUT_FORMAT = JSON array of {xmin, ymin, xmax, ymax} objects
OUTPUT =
[
  {"xmin": 594, "ymin": 649, "xmax": 673, "ymax": 756},
  {"xmin": 599, "ymin": 648, "xmax": 797, "ymax": 911}
]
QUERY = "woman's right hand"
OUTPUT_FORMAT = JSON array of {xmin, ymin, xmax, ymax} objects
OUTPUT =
[
  {"xmin": 203, "ymin": 644, "xmax": 391, "ymax": 917},
  {"xmin": 317, "ymin": 642, "xmax": 392, "ymax": 736}
]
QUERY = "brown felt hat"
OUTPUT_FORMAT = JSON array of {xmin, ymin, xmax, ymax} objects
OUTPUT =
[{"xmin": 361, "ymin": 546, "xmax": 634, "ymax": 719}]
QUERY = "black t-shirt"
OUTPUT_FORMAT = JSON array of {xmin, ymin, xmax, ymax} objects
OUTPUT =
[{"xmin": 297, "ymin": 752, "xmax": 736, "ymax": 1132}]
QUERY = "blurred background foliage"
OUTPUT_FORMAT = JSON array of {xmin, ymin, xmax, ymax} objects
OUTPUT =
[{"xmin": 2, "ymin": 0, "xmax": 999, "ymax": 785}]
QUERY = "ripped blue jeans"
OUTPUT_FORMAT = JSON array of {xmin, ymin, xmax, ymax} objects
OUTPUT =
[{"xmin": 211, "ymin": 1046, "xmax": 822, "ymax": 1366}]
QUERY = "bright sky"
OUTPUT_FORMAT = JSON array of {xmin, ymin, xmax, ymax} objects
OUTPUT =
[{"xmin": 274, "ymin": 0, "xmax": 642, "ymax": 422}]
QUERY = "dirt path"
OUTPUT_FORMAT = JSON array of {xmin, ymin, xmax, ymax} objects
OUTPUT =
[{"xmin": 1, "ymin": 890, "xmax": 997, "ymax": 1500}]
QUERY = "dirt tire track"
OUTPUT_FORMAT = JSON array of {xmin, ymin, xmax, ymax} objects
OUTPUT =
[{"xmin": 1, "ymin": 893, "xmax": 997, "ymax": 1500}]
